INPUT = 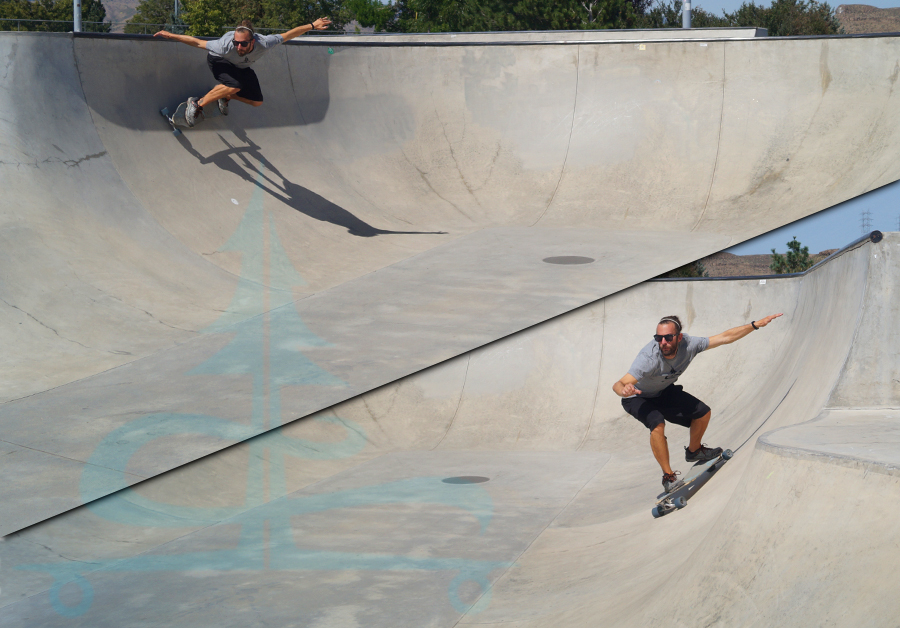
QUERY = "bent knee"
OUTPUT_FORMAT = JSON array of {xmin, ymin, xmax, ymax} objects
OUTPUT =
[
  {"xmin": 250, "ymin": 100, "xmax": 264, "ymax": 107},
  {"xmin": 650, "ymin": 422, "xmax": 666, "ymax": 435}
]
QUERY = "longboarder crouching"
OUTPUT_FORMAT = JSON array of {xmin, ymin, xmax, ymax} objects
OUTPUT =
[
  {"xmin": 613, "ymin": 313, "xmax": 781, "ymax": 492},
  {"xmin": 154, "ymin": 18, "xmax": 332, "ymax": 126}
]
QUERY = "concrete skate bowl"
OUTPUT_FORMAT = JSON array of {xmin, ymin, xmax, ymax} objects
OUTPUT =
[
  {"xmin": 1, "ymin": 231, "xmax": 895, "ymax": 626},
  {"xmin": 6, "ymin": 28, "xmax": 900, "ymax": 536}
]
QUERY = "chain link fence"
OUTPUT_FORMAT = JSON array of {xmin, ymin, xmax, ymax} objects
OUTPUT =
[
  {"xmin": 0, "ymin": 18, "xmax": 110, "ymax": 32},
  {"xmin": 0, "ymin": 19, "xmax": 351, "ymax": 34}
]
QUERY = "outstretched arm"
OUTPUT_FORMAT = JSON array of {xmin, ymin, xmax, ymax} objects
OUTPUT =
[
  {"xmin": 707, "ymin": 313, "xmax": 783, "ymax": 350},
  {"xmin": 282, "ymin": 17, "xmax": 333, "ymax": 42},
  {"xmin": 153, "ymin": 30, "xmax": 208, "ymax": 49},
  {"xmin": 613, "ymin": 374, "xmax": 642, "ymax": 398}
]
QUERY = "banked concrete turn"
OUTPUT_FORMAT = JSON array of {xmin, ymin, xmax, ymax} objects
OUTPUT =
[
  {"xmin": 0, "ymin": 233, "xmax": 894, "ymax": 626},
  {"xmin": 3, "ymin": 30, "xmax": 900, "ymax": 535}
]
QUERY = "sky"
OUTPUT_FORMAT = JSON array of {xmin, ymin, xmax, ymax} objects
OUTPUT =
[
  {"xmin": 695, "ymin": 0, "xmax": 900, "ymax": 17},
  {"xmin": 726, "ymin": 179, "xmax": 900, "ymax": 255}
]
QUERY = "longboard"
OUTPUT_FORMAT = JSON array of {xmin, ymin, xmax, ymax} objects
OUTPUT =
[
  {"xmin": 652, "ymin": 449, "xmax": 733, "ymax": 518},
  {"xmin": 160, "ymin": 99, "xmax": 221, "ymax": 135}
]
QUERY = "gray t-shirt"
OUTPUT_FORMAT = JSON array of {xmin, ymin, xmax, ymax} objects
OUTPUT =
[
  {"xmin": 626, "ymin": 333, "xmax": 709, "ymax": 398},
  {"xmin": 206, "ymin": 32, "xmax": 284, "ymax": 67}
]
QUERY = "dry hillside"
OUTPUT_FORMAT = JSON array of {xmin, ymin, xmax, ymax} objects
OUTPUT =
[
  {"xmin": 836, "ymin": 4, "xmax": 900, "ymax": 34},
  {"xmin": 692, "ymin": 249, "xmax": 839, "ymax": 277}
]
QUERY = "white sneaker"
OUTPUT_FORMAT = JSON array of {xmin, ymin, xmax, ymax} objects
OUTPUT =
[{"xmin": 218, "ymin": 98, "xmax": 229, "ymax": 116}]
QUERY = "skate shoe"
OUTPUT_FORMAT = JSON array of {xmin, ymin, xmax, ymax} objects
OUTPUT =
[
  {"xmin": 218, "ymin": 98, "xmax": 229, "ymax": 116},
  {"xmin": 662, "ymin": 471, "xmax": 683, "ymax": 493},
  {"xmin": 685, "ymin": 444, "xmax": 723, "ymax": 464},
  {"xmin": 185, "ymin": 97, "xmax": 203, "ymax": 127}
]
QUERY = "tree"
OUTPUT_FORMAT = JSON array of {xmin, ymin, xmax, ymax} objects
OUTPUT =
[
  {"xmin": 640, "ymin": 0, "xmax": 727, "ymax": 28},
  {"xmin": 179, "ymin": 0, "xmax": 231, "ymax": 35},
  {"xmin": 770, "ymin": 236, "xmax": 813, "ymax": 274},
  {"xmin": 639, "ymin": 0, "xmax": 840, "ymax": 32},
  {"xmin": 0, "ymin": 0, "xmax": 109, "ymax": 31},
  {"xmin": 724, "ymin": 0, "xmax": 841, "ymax": 35},
  {"xmin": 657, "ymin": 260, "xmax": 709, "ymax": 278},
  {"xmin": 392, "ymin": 0, "xmax": 650, "ymax": 33},
  {"xmin": 125, "ymin": 0, "xmax": 186, "ymax": 33},
  {"xmin": 177, "ymin": 0, "xmax": 346, "ymax": 37},
  {"xmin": 348, "ymin": 0, "xmax": 396, "ymax": 31}
]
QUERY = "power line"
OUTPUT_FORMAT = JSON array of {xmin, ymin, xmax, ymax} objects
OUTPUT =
[{"xmin": 860, "ymin": 209, "xmax": 873, "ymax": 234}]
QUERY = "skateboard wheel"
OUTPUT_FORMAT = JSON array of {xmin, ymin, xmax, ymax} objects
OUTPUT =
[
  {"xmin": 652, "ymin": 506, "xmax": 664, "ymax": 518},
  {"xmin": 722, "ymin": 449, "xmax": 733, "ymax": 460},
  {"xmin": 674, "ymin": 496, "xmax": 687, "ymax": 509}
]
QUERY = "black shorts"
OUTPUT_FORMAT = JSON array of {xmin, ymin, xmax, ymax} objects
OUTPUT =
[
  {"xmin": 207, "ymin": 54, "xmax": 264, "ymax": 103},
  {"xmin": 622, "ymin": 385, "xmax": 710, "ymax": 431}
]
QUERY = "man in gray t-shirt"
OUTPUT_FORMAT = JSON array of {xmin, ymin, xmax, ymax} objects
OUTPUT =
[
  {"xmin": 154, "ymin": 18, "xmax": 331, "ymax": 125},
  {"xmin": 613, "ymin": 313, "xmax": 781, "ymax": 492}
]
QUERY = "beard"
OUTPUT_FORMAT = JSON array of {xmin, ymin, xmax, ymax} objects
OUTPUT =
[{"xmin": 660, "ymin": 341, "xmax": 679, "ymax": 358}]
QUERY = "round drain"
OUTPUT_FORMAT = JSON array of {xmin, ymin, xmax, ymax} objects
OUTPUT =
[
  {"xmin": 543, "ymin": 256, "xmax": 595, "ymax": 265},
  {"xmin": 442, "ymin": 476, "xmax": 490, "ymax": 484}
]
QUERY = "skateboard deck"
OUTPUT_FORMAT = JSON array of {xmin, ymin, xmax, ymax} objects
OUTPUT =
[
  {"xmin": 160, "ymin": 99, "xmax": 221, "ymax": 135},
  {"xmin": 652, "ymin": 449, "xmax": 733, "ymax": 518}
]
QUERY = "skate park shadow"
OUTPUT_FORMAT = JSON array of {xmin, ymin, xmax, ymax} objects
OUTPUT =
[{"xmin": 176, "ymin": 131, "xmax": 446, "ymax": 238}]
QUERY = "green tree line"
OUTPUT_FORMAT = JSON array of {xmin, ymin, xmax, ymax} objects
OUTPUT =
[
  {"xmin": 120, "ymin": 0, "xmax": 841, "ymax": 36},
  {"xmin": 1, "ymin": 0, "xmax": 840, "ymax": 41},
  {"xmin": 0, "ymin": 0, "xmax": 109, "ymax": 31}
]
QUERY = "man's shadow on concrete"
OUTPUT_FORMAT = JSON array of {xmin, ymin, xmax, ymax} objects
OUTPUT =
[{"xmin": 176, "ymin": 130, "xmax": 446, "ymax": 238}]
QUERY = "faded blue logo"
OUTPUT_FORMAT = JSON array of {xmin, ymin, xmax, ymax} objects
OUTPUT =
[{"xmin": 15, "ymin": 165, "xmax": 505, "ymax": 620}]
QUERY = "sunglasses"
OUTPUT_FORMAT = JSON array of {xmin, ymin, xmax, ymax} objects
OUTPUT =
[
  {"xmin": 234, "ymin": 38, "xmax": 253, "ymax": 48},
  {"xmin": 653, "ymin": 334, "xmax": 677, "ymax": 343}
]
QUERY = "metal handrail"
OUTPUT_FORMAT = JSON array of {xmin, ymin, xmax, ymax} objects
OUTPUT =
[{"xmin": 649, "ymin": 231, "xmax": 885, "ymax": 282}]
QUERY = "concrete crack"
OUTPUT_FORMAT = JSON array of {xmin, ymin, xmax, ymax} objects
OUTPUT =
[
  {"xmin": 432, "ymin": 99, "xmax": 481, "ymax": 203},
  {"xmin": 28, "ymin": 541, "xmax": 102, "ymax": 566},
  {"xmin": 61, "ymin": 151, "xmax": 107, "ymax": 168},
  {"xmin": 0, "ymin": 296, "xmax": 92, "ymax": 350},
  {"xmin": 0, "ymin": 152, "xmax": 107, "ymax": 170},
  {"xmin": 1, "ymin": 42, "xmax": 15, "ymax": 80},
  {"xmin": 402, "ymin": 149, "xmax": 475, "ymax": 222},
  {"xmin": 69, "ymin": 269, "xmax": 194, "ymax": 334},
  {"xmin": 531, "ymin": 45, "xmax": 580, "ymax": 227}
]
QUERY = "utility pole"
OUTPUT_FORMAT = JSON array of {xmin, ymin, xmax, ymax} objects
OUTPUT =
[
  {"xmin": 683, "ymin": 0, "xmax": 692, "ymax": 28},
  {"xmin": 74, "ymin": 0, "xmax": 81, "ymax": 32},
  {"xmin": 860, "ymin": 209, "xmax": 873, "ymax": 234}
]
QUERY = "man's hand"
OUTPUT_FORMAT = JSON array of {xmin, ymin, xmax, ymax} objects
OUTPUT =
[
  {"xmin": 153, "ymin": 30, "xmax": 174, "ymax": 38},
  {"xmin": 613, "ymin": 374, "xmax": 642, "ymax": 398},
  {"xmin": 753, "ymin": 313, "xmax": 782, "ymax": 328},
  {"xmin": 282, "ymin": 18, "xmax": 333, "ymax": 42}
]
